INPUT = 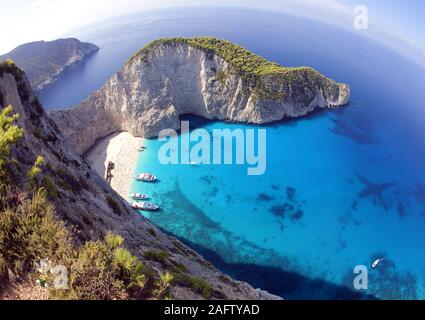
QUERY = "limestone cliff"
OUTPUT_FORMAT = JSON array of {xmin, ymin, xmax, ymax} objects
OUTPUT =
[
  {"xmin": 0, "ymin": 38, "xmax": 99, "ymax": 91},
  {"xmin": 0, "ymin": 61, "xmax": 278, "ymax": 300},
  {"xmin": 50, "ymin": 37, "xmax": 350, "ymax": 155}
]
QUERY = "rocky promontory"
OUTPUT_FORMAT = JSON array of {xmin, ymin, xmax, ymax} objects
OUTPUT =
[
  {"xmin": 50, "ymin": 37, "xmax": 350, "ymax": 155},
  {"xmin": 0, "ymin": 38, "xmax": 99, "ymax": 91}
]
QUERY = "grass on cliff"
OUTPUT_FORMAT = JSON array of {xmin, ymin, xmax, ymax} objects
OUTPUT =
[
  {"xmin": 0, "ymin": 59, "xmax": 24, "ymax": 81},
  {"xmin": 128, "ymin": 37, "xmax": 337, "ymax": 100},
  {"xmin": 130, "ymin": 37, "xmax": 286, "ymax": 77}
]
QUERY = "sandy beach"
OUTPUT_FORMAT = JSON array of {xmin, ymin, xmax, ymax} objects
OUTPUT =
[{"xmin": 86, "ymin": 132, "xmax": 144, "ymax": 199}]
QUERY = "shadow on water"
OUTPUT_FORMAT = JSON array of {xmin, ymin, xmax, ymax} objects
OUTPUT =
[
  {"xmin": 415, "ymin": 183, "xmax": 425, "ymax": 205},
  {"xmin": 353, "ymin": 173, "xmax": 414, "ymax": 220},
  {"xmin": 179, "ymin": 107, "xmax": 333, "ymax": 132},
  {"xmin": 327, "ymin": 102, "xmax": 382, "ymax": 146},
  {"xmin": 178, "ymin": 105, "xmax": 381, "ymax": 148},
  {"xmin": 267, "ymin": 107, "xmax": 331, "ymax": 130},
  {"xmin": 329, "ymin": 116, "xmax": 377, "ymax": 145},
  {"xmin": 148, "ymin": 182, "xmax": 377, "ymax": 300},
  {"xmin": 179, "ymin": 114, "xmax": 212, "ymax": 129},
  {"xmin": 356, "ymin": 173, "xmax": 395, "ymax": 212}
]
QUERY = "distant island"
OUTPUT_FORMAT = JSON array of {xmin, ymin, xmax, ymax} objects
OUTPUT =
[
  {"xmin": 50, "ymin": 37, "xmax": 350, "ymax": 155},
  {"xmin": 0, "ymin": 38, "xmax": 99, "ymax": 91}
]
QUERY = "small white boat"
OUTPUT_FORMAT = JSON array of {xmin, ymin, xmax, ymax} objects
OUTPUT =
[
  {"xmin": 372, "ymin": 257, "xmax": 385, "ymax": 269},
  {"xmin": 130, "ymin": 193, "xmax": 148, "ymax": 200},
  {"xmin": 131, "ymin": 201, "xmax": 159, "ymax": 211},
  {"xmin": 190, "ymin": 161, "xmax": 200, "ymax": 166},
  {"xmin": 136, "ymin": 173, "xmax": 157, "ymax": 182}
]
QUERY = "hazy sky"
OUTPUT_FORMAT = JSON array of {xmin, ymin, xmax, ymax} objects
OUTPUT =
[{"xmin": 1, "ymin": 0, "xmax": 424, "ymax": 63}]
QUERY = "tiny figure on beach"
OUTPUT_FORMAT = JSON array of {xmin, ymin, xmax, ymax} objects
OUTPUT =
[{"xmin": 106, "ymin": 161, "xmax": 115, "ymax": 185}]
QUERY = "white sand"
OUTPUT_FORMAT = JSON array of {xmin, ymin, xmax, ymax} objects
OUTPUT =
[{"xmin": 86, "ymin": 132, "xmax": 144, "ymax": 199}]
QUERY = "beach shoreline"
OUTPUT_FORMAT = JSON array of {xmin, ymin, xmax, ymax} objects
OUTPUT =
[{"xmin": 86, "ymin": 132, "xmax": 144, "ymax": 199}]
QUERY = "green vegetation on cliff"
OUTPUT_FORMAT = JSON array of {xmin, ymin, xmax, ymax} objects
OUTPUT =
[
  {"xmin": 0, "ymin": 106, "xmax": 175, "ymax": 300},
  {"xmin": 0, "ymin": 105, "xmax": 23, "ymax": 173},
  {"xmin": 131, "ymin": 37, "xmax": 285, "ymax": 77},
  {"xmin": 130, "ymin": 37, "xmax": 341, "ymax": 100},
  {"xmin": 0, "ymin": 60, "xmax": 33, "ymax": 104}
]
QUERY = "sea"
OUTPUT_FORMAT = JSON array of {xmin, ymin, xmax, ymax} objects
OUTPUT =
[{"xmin": 38, "ymin": 7, "xmax": 425, "ymax": 300}]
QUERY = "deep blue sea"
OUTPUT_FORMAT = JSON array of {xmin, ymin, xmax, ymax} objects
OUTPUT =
[{"xmin": 38, "ymin": 7, "xmax": 425, "ymax": 300}]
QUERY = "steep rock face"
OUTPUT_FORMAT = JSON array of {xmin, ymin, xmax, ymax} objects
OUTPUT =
[
  {"xmin": 0, "ymin": 38, "xmax": 99, "ymax": 91},
  {"xmin": 0, "ymin": 63, "xmax": 279, "ymax": 300},
  {"xmin": 50, "ymin": 38, "xmax": 350, "ymax": 155}
]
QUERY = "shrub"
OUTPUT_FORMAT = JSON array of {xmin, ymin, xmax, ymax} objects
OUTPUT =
[
  {"xmin": 143, "ymin": 250, "xmax": 169, "ymax": 264},
  {"xmin": 61, "ymin": 240, "xmax": 127, "ymax": 300},
  {"xmin": 58, "ymin": 179, "xmax": 72, "ymax": 192},
  {"xmin": 106, "ymin": 196, "xmax": 121, "ymax": 215},
  {"xmin": 55, "ymin": 167, "xmax": 80, "ymax": 193},
  {"xmin": 0, "ymin": 189, "xmax": 74, "ymax": 277},
  {"xmin": 0, "ymin": 183, "xmax": 24, "ymax": 213},
  {"xmin": 27, "ymin": 156, "xmax": 44, "ymax": 187},
  {"xmin": 171, "ymin": 273, "xmax": 212, "ymax": 299},
  {"xmin": 54, "ymin": 233, "xmax": 153, "ymax": 300},
  {"xmin": 26, "ymin": 191, "xmax": 75, "ymax": 265},
  {"xmin": 171, "ymin": 239, "xmax": 190, "ymax": 257},
  {"xmin": 147, "ymin": 228, "xmax": 156, "ymax": 237},
  {"xmin": 41, "ymin": 176, "xmax": 59, "ymax": 198},
  {"xmin": 170, "ymin": 263, "xmax": 188, "ymax": 274},
  {"xmin": 33, "ymin": 127, "xmax": 42, "ymax": 139},
  {"xmin": 153, "ymin": 272, "xmax": 173, "ymax": 300},
  {"xmin": 215, "ymin": 70, "xmax": 227, "ymax": 85},
  {"xmin": 0, "ymin": 106, "xmax": 24, "ymax": 176},
  {"xmin": 0, "ymin": 61, "xmax": 31, "ymax": 102},
  {"xmin": 0, "ymin": 60, "xmax": 24, "ymax": 82}
]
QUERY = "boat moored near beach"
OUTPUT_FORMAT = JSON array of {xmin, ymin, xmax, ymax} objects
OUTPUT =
[
  {"xmin": 130, "ymin": 193, "xmax": 148, "ymax": 200},
  {"xmin": 131, "ymin": 201, "xmax": 159, "ymax": 211},
  {"xmin": 372, "ymin": 257, "xmax": 385, "ymax": 269},
  {"xmin": 136, "ymin": 173, "xmax": 158, "ymax": 182}
]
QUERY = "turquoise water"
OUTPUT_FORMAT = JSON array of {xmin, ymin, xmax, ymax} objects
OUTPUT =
[{"xmin": 39, "ymin": 8, "xmax": 425, "ymax": 299}]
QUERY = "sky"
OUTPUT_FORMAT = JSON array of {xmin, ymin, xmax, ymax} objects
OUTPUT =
[{"xmin": 1, "ymin": 0, "xmax": 424, "ymax": 65}]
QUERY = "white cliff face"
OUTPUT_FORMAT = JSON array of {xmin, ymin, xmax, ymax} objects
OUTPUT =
[{"xmin": 50, "ymin": 41, "xmax": 350, "ymax": 155}]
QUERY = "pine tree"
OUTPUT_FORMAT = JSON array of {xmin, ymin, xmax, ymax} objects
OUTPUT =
[{"xmin": 0, "ymin": 105, "xmax": 23, "ymax": 172}]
